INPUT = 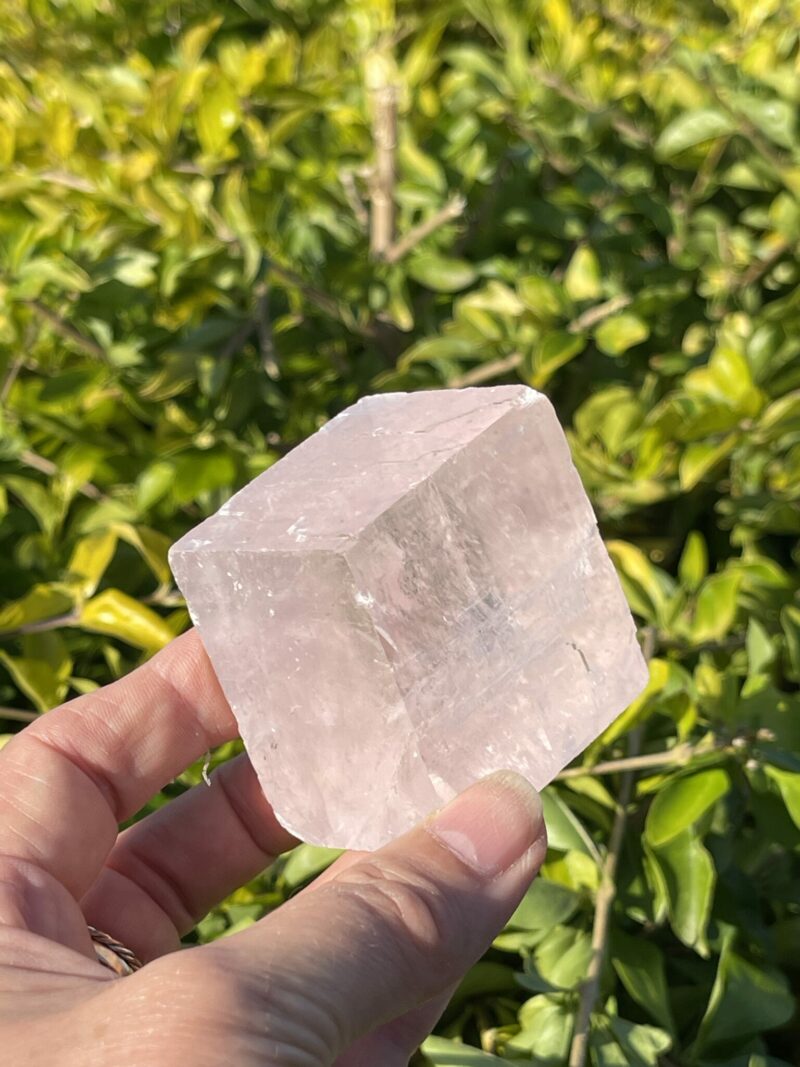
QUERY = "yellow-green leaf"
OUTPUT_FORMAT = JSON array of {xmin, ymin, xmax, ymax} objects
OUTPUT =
[
  {"xmin": 692, "ymin": 571, "xmax": 741, "ymax": 642},
  {"xmin": 0, "ymin": 584, "xmax": 75, "ymax": 634},
  {"xmin": 564, "ymin": 245, "xmax": 602, "ymax": 301},
  {"xmin": 66, "ymin": 529, "xmax": 118, "ymax": 596},
  {"xmin": 679, "ymin": 433, "xmax": 738, "ymax": 491},
  {"xmin": 196, "ymin": 77, "xmax": 242, "ymax": 156},
  {"xmin": 678, "ymin": 532, "xmax": 708, "ymax": 592},
  {"xmin": 595, "ymin": 312, "xmax": 650, "ymax": 356},
  {"xmin": 80, "ymin": 589, "xmax": 174, "ymax": 652},
  {"xmin": 0, "ymin": 633, "xmax": 72, "ymax": 712},
  {"xmin": 114, "ymin": 524, "xmax": 173, "ymax": 585}
]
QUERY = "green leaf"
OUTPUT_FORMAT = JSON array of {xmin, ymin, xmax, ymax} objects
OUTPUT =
[
  {"xmin": 518, "ymin": 275, "xmax": 567, "ymax": 321},
  {"xmin": 606, "ymin": 541, "xmax": 672, "ymax": 624},
  {"xmin": 506, "ymin": 994, "xmax": 574, "ymax": 1058},
  {"xmin": 534, "ymin": 924, "xmax": 592, "ymax": 990},
  {"xmin": 196, "ymin": 77, "xmax": 241, "ymax": 155},
  {"xmin": 611, "ymin": 930, "xmax": 675, "ymax": 1032},
  {"xmin": 764, "ymin": 766, "xmax": 800, "ymax": 829},
  {"xmin": 137, "ymin": 461, "xmax": 176, "ymax": 512},
  {"xmin": 0, "ymin": 633, "xmax": 72, "ymax": 712},
  {"xmin": 694, "ymin": 937, "xmax": 796, "ymax": 1054},
  {"xmin": 780, "ymin": 604, "xmax": 800, "ymax": 680},
  {"xmin": 79, "ymin": 589, "xmax": 174, "ymax": 652},
  {"xmin": 506, "ymin": 877, "xmax": 580, "ymax": 932},
  {"xmin": 746, "ymin": 617, "xmax": 776, "ymax": 676},
  {"xmin": 100, "ymin": 249, "xmax": 159, "ymax": 288},
  {"xmin": 652, "ymin": 829, "xmax": 716, "ymax": 954},
  {"xmin": 595, "ymin": 313, "xmax": 650, "ymax": 357},
  {"xmin": 655, "ymin": 109, "xmax": 736, "ymax": 158},
  {"xmin": 541, "ymin": 787, "xmax": 599, "ymax": 859},
  {"xmin": 3, "ymin": 475, "xmax": 62, "ymax": 537},
  {"xmin": 280, "ymin": 844, "xmax": 342, "ymax": 889},
  {"xmin": 646, "ymin": 768, "xmax": 730, "ymax": 847},
  {"xmin": 114, "ymin": 524, "xmax": 172, "ymax": 585},
  {"xmin": 733, "ymin": 95, "xmax": 796, "ymax": 149},
  {"xmin": 678, "ymin": 532, "xmax": 708, "ymax": 592},
  {"xmin": 66, "ymin": 529, "xmax": 118, "ymax": 596},
  {"xmin": 407, "ymin": 254, "xmax": 477, "ymax": 292},
  {"xmin": 606, "ymin": 1016, "xmax": 672, "ymax": 1066},
  {"xmin": 0, "ymin": 584, "xmax": 74, "ymax": 633},
  {"xmin": 564, "ymin": 245, "xmax": 602, "ymax": 301},
  {"xmin": 172, "ymin": 449, "xmax": 238, "ymax": 505},
  {"xmin": 679, "ymin": 434, "xmax": 737, "ymax": 490},
  {"xmin": 421, "ymin": 1037, "xmax": 503, "ymax": 1065},
  {"xmin": 528, "ymin": 330, "xmax": 586, "ymax": 388},
  {"xmin": 692, "ymin": 572, "xmax": 741, "ymax": 642}
]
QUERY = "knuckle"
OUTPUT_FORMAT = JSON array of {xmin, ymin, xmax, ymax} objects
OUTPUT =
[{"xmin": 332, "ymin": 858, "xmax": 457, "ymax": 953}]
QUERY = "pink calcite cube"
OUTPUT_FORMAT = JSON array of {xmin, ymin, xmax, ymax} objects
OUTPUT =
[{"xmin": 170, "ymin": 386, "xmax": 647, "ymax": 849}]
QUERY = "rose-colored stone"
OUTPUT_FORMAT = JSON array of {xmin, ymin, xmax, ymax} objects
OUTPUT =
[{"xmin": 170, "ymin": 386, "xmax": 648, "ymax": 849}]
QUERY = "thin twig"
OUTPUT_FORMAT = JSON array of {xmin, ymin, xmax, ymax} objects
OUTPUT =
[
  {"xmin": 276, "ymin": 264, "xmax": 342, "ymax": 318},
  {"xmin": 2, "ymin": 612, "xmax": 79, "ymax": 637},
  {"xmin": 735, "ymin": 238, "xmax": 791, "ymax": 290},
  {"xmin": 219, "ymin": 318, "xmax": 257, "ymax": 361},
  {"xmin": 556, "ymin": 744, "xmax": 696, "ymax": 780},
  {"xmin": 339, "ymin": 168, "xmax": 369, "ymax": 229},
  {"xmin": 256, "ymin": 284, "xmax": 279, "ymax": 378},
  {"xmin": 568, "ymin": 627, "xmax": 656, "ymax": 1067},
  {"xmin": 535, "ymin": 68, "xmax": 652, "ymax": 147},
  {"xmin": 0, "ymin": 354, "xmax": 23, "ymax": 405},
  {"xmin": 0, "ymin": 706, "xmax": 38, "ymax": 722},
  {"xmin": 568, "ymin": 294, "xmax": 633, "ymax": 333},
  {"xmin": 19, "ymin": 450, "xmax": 105, "ymax": 502},
  {"xmin": 446, "ymin": 293, "xmax": 635, "ymax": 387},
  {"xmin": 448, "ymin": 353, "xmax": 522, "ymax": 388},
  {"xmin": 369, "ymin": 78, "xmax": 397, "ymax": 257},
  {"xmin": 568, "ymin": 727, "xmax": 643, "ymax": 1067},
  {"xmin": 24, "ymin": 300, "xmax": 106, "ymax": 360},
  {"xmin": 383, "ymin": 195, "xmax": 467, "ymax": 265}
]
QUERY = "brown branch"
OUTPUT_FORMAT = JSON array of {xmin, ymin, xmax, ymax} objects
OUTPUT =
[
  {"xmin": 735, "ymin": 238, "xmax": 791, "ymax": 290},
  {"xmin": 339, "ymin": 168, "xmax": 369, "ymax": 230},
  {"xmin": 1, "ymin": 354, "xmax": 23, "ymax": 405},
  {"xmin": 568, "ymin": 294, "xmax": 633, "ymax": 334},
  {"xmin": 383, "ymin": 195, "xmax": 467, "ymax": 265},
  {"xmin": 446, "ymin": 294, "xmax": 635, "ymax": 387},
  {"xmin": 19, "ymin": 450, "xmax": 105, "ymax": 502},
  {"xmin": 568, "ymin": 727, "xmax": 643, "ymax": 1067},
  {"xmin": 568, "ymin": 625, "xmax": 655, "ymax": 1067},
  {"xmin": 219, "ymin": 318, "xmax": 257, "ymax": 362},
  {"xmin": 266, "ymin": 262, "xmax": 365, "ymax": 333},
  {"xmin": 448, "ymin": 353, "xmax": 522, "ymax": 389},
  {"xmin": 256, "ymin": 284, "xmax": 279, "ymax": 379},
  {"xmin": 556, "ymin": 744, "xmax": 696, "ymax": 780},
  {"xmin": 4, "ymin": 612, "xmax": 79, "ymax": 637},
  {"xmin": 535, "ymin": 68, "xmax": 652, "ymax": 147},
  {"xmin": 24, "ymin": 300, "xmax": 106, "ymax": 360},
  {"xmin": 0, "ymin": 706, "xmax": 38, "ymax": 723},
  {"xmin": 369, "ymin": 82, "xmax": 397, "ymax": 257}
]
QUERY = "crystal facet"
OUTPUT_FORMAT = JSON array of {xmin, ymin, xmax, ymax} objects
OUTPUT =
[{"xmin": 169, "ymin": 386, "xmax": 648, "ymax": 849}]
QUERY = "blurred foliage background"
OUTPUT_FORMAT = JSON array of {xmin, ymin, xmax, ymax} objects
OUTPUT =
[{"xmin": 1, "ymin": 0, "xmax": 799, "ymax": 1063}]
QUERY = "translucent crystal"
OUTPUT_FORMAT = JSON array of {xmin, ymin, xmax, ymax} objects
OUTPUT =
[{"xmin": 169, "ymin": 386, "xmax": 648, "ymax": 849}]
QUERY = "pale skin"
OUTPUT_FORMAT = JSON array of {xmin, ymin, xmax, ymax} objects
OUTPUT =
[{"xmin": 0, "ymin": 631, "xmax": 546, "ymax": 1066}]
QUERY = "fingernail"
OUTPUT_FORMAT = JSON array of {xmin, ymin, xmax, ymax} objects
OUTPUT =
[{"xmin": 427, "ymin": 771, "xmax": 544, "ymax": 876}]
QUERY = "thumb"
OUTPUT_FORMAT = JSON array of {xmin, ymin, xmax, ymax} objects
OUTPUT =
[{"xmin": 212, "ymin": 771, "xmax": 546, "ymax": 1060}]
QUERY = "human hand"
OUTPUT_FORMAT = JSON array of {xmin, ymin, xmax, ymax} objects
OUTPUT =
[{"xmin": 0, "ymin": 631, "xmax": 546, "ymax": 1066}]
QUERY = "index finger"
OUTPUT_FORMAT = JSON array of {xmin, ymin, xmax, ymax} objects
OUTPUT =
[{"xmin": 0, "ymin": 630, "xmax": 237, "ymax": 898}]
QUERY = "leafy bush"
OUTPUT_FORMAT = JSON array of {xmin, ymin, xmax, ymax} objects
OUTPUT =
[{"xmin": 1, "ymin": 1, "xmax": 799, "ymax": 1063}]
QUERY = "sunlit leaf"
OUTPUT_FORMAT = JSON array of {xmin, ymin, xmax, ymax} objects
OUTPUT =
[{"xmin": 79, "ymin": 589, "xmax": 173, "ymax": 652}]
